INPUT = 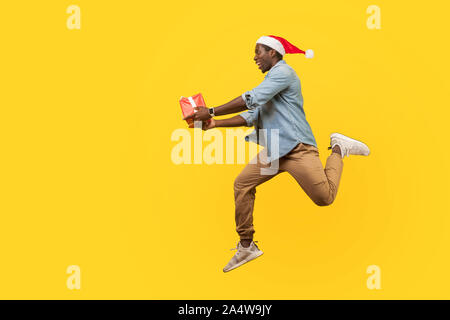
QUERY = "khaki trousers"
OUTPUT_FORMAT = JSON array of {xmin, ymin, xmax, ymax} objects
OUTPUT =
[{"xmin": 234, "ymin": 142, "xmax": 344, "ymax": 240}]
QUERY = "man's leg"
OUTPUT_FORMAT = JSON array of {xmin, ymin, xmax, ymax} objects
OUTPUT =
[
  {"xmin": 234, "ymin": 150, "xmax": 282, "ymax": 246},
  {"xmin": 279, "ymin": 143, "xmax": 343, "ymax": 206}
]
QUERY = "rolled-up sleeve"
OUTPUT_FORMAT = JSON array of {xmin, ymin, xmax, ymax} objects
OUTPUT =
[
  {"xmin": 242, "ymin": 67, "xmax": 292, "ymax": 110},
  {"xmin": 238, "ymin": 106, "xmax": 260, "ymax": 127}
]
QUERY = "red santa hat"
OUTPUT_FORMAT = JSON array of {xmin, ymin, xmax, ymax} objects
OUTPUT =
[{"xmin": 256, "ymin": 35, "xmax": 314, "ymax": 58}]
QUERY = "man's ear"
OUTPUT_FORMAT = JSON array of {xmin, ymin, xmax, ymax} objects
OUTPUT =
[{"xmin": 269, "ymin": 49, "xmax": 276, "ymax": 58}]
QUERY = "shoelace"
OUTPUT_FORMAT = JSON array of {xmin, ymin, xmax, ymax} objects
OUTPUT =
[{"xmin": 344, "ymin": 146, "xmax": 350, "ymax": 158}]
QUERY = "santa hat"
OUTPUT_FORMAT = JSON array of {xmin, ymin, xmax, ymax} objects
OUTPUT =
[{"xmin": 256, "ymin": 35, "xmax": 314, "ymax": 58}]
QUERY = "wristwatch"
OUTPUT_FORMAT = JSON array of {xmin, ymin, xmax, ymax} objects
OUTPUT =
[{"xmin": 208, "ymin": 107, "xmax": 215, "ymax": 117}]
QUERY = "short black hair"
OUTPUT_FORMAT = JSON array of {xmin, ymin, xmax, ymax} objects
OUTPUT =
[{"xmin": 260, "ymin": 44, "xmax": 283, "ymax": 61}]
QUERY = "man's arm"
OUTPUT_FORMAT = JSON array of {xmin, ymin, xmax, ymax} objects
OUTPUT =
[
  {"xmin": 213, "ymin": 96, "xmax": 247, "ymax": 116},
  {"xmin": 183, "ymin": 66, "xmax": 291, "ymax": 123},
  {"xmin": 188, "ymin": 115, "xmax": 247, "ymax": 130},
  {"xmin": 215, "ymin": 115, "xmax": 247, "ymax": 127}
]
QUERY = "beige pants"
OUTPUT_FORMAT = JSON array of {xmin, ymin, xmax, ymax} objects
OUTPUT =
[{"xmin": 234, "ymin": 142, "xmax": 344, "ymax": 240}]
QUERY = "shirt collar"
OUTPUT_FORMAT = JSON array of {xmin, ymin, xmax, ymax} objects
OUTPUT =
[
  {"xmin": 272, "ymin": 60, "xmax": 286, "ymax": 69},
  {"xmin": 266, "ymin": 59, "xmax": 286, "ymax": 77}
]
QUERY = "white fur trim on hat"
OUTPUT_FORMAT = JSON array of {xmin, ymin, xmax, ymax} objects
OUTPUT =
[{"xmin": 256, "ymin": 36, "xmax": 285, "ymax": 56}]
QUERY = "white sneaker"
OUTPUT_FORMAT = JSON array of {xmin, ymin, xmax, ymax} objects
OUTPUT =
[
  {"xmin": 328, "ymin": 133, "xmax": 371, "ymax": 158},
  {"xmin": 223, "ymin": 241, "xmax": 264, "ymax": 273}
]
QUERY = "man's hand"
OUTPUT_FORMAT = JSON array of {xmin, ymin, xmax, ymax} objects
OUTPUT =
[
  {"xmin": 188, "ymin": 118, "xmax": 216, "ymax": 131},
  {"xmin": 183, "ymin": 106, "xmax": 211, "ymax": 122}
]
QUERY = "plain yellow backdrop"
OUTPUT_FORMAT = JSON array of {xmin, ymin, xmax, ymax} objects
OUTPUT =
[{"xmin": 0, "ymin": 0, "xmax": 449, "ymax": 299}]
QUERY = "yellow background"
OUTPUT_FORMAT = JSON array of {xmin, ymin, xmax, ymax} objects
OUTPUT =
[{"xmin": 1, "ymin": 0, "xmax": 449, "ymax": 299}]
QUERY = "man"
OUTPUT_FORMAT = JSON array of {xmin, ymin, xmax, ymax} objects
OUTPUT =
[{"xmin": 183, "ymin": 35, "xmax": 370, "ymax": 272}]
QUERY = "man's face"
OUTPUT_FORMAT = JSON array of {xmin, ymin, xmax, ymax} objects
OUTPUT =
[{"xmin": 254, "ymin": 44, "xmax": 273, "ymax": 73}]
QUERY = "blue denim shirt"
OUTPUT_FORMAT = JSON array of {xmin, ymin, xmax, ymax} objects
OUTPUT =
[{"xmin": 239, "ymin": 60, "xmax": 317, "ymax": 163}]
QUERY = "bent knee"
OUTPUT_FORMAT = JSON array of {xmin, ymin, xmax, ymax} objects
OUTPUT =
[
  {"xmin": 314, "ymin": 195, "xmax": 334, "ymax": 207},
  {"xmin": 234, "ymin": 176, "xmax": 247, "ymax": 191}
]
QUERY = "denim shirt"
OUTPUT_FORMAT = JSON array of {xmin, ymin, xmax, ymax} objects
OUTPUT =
[{"xmin": 239, "ymin": 60, "xmax": 317, "ymax": 163}]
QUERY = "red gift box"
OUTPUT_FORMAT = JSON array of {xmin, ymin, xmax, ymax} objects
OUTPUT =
[{"xmin": 179, "ymin": 93, "xmax": 211, "ymax": 127}]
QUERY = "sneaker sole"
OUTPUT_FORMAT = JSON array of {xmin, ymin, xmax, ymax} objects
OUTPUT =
[
  {"xmin": 330, "ymin": 132, "xmax": 370, "ymax": 155},
  {"xmin": 223, "ymin": 251, "xmax": 264, "ymax": 273}
]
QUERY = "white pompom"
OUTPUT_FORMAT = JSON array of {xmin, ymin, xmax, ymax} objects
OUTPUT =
[{"xmin": 305, "ymin": 49, "xmax": 314, "ymax": 59}]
